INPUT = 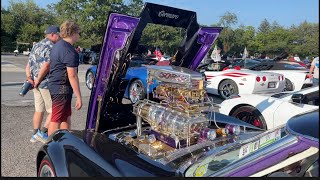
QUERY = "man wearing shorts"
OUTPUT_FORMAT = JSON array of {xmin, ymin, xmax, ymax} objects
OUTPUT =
[
  {"xmin": 26, "ymin": 25, "xmax": 60, "ymax": 143},
  {"xmin": 48, "ymin": 20, "xmax": 82, "ymax": 136}
]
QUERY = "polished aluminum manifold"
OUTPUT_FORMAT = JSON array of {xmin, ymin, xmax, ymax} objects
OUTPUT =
[
  {"xmin": 147, "ymin": 65, "xmax": 210, "ymax": 114},
  {"xmin": 133, "ymin": 99, "xmax": 209, "ymax": 145}
]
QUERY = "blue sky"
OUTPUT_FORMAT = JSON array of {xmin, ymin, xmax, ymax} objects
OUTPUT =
[{"xmin": 1, "ymin": 0, "xmax": 319, "ymax": 28}]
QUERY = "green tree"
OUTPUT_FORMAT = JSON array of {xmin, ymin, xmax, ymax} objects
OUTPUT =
[
  {"xmin": 290, "ymin": 21, "xmax": 319, "ymax": 57},
  {"xmin": 215, "ymin": 11, "xmax": 238, "ymax": 54},
  {"xmin": 258, "ymin": 18, "xmax": 271, "ymax": 33},
  {"xmin": 1, "ymin": 0, "xmax": 58, "ymax": 52},
  {"xmin": 53, "ymin": 0, "xmax": 131, "ymax": 48},
  {"xmin": 123, "ymin": 0, "xmax": 144, "ymax": 16},
  {"xmin": 140, "ymin": 24, "xmax": 184, "ymax": 56}
]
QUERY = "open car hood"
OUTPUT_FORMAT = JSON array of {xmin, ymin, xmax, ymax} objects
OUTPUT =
[{"xmin": 86, "ymin": 3, "xmax": 222, "ymax": 131}]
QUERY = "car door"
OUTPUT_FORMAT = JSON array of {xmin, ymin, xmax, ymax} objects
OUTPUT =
[{"xmin": 273, "ymin": 90, "xmax": 319, "ymax": 127}]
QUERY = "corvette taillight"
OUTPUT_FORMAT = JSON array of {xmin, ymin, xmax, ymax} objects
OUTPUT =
[
  {"xmin": 262, "ymin": 76, "xmax": 267, "ymax": 81},
  {"xmin": 282, "ymin": 75, "xmax": 284, "ymax": 81},
  {"xmin": 256, "ymin": 76, "xmax": 261, "ymax": 82},
  {"xmin": 278, "ymin": 76, "xmax": 281, "ymax": 81}
]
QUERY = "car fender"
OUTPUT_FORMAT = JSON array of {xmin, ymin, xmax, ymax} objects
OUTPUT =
[
  {"xmin": 266, "ymin": 70, "xmax": 308, "ymax": 91},
  {"xmin": 86, "ymin": 65, "xmax": 97, "ymax": 77},
  {"xmin": 124, "ymin": 67, "xmax": 158, "ymax": 98},
  {"xmin": 37, "ymin": 130, "xmax": 122, "ymax": 177},
  {"xmin": 220, "ymin": 94, "xmax": 283, "ymax": 129},
  {"xmin": 205, "ymin": 70, "xmax": 256, "ymax": 95},
  {"xmin": 273, "ymin": 102, "xmax": 319, "ymax": 128}
]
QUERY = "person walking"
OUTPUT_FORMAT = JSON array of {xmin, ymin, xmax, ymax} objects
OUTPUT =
[
  {"xmin": 26, "ymin": 25, "xmax": 61, "ymax": 143},
  {"xmin": 47, "ymin": 20, "xmax": 82, "ymax": 136},
  {"xmin": 309, "ymin": 56, "xmax": 319, "ymax": 86}
]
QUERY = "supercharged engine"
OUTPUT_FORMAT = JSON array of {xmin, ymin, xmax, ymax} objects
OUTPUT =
[{"xmin": 109, "ymin": 66, "xmax": 241, "ymax": 161}]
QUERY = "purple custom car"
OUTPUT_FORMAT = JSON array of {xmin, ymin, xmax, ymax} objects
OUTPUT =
[{"xmin": 36, "ymin": 3, "xmax": 318, "ymax": 177}]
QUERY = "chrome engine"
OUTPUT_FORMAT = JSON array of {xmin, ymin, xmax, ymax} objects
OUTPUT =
[{"xmin": 115, "ymin": 65, "xmax": 240, "ymax": 159}]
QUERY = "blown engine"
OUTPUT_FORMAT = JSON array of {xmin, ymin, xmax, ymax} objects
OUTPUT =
[{"xmin": 120, "ymin": 66, "xmax": 241, "ymax": 159}]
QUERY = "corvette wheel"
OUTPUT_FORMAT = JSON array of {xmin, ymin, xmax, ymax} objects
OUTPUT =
[
  {"xmin": 231, "ymin": 106, "xmax": 267, "ymax": 130},
  {"xmin": 218, "ymin": 80, "xmax": 239, "ymax": 99},
  {"xmin": 86, "ymin": 71, "xmax": 94, "ymax": 90},
  {"xmin": 129, "ymin": 79, "xmax": 145, "ymax": 103},
  {"xmin": 38, "ymin": 155, "xmax": 56, "ymax": 177},
  {"xmin": 283, "ymin": 78, "xmax": 293, "ymax": 92}
]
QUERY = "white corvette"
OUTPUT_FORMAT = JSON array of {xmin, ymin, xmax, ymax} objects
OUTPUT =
[
  {"xmin": 264, "ymin": 69, "xmax": 310, "ymax": 91},
  {"xmin": 204, "ymin": 68, "xmax": 286, "ymax": 99},
  {"xmin": 235, "ymin": 59, "xmax": 312, "ymax": 91},
  {"xmin": 219, "ymin": 86, "xmax": 319, "ymax": 130}
]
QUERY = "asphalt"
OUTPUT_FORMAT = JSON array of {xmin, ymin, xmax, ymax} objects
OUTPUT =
[
  {"xmin": 1, "ymin": 54, "xmax": 224, "ymax": 177},
  {"xmin": 1, "ymin": 55, "xmax": 91, "ymax": 176}
]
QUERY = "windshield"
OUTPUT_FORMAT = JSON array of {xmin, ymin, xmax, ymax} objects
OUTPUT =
[{"xmin": 232, "ymin": 59, "xmax": 267, "ymax": 68}]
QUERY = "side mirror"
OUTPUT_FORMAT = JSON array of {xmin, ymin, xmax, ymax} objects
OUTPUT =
[{"xmin": 291, "ymin": 94, "xmax": 305, "ymax": 104}]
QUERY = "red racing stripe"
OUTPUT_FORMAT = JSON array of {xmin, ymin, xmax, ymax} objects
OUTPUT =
[{"xmin": 224, "ymin": 74, "xmax": 243, "ymax": 77}]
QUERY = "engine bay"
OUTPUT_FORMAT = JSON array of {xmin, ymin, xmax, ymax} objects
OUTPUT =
[{"xmin": 106, "ymin": 65, "xmax": 261, "ymax": 169}]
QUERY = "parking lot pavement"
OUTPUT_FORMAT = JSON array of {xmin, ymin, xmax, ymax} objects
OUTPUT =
[
  {"xmin": 1, "ymin": 96, "xmax": 90, "ymax": 177},
  {"xmin": 1, "ymin": 54, "xmax": 225, "ymax": 177}
]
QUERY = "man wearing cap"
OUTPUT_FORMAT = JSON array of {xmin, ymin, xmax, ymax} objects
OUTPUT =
[{"xmin": 25, "ymin": 25, "xmax": 61, "ymax": 143}]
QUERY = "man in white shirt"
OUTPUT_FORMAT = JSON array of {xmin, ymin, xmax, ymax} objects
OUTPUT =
[{"xmin": 309, "ymin": 57, "xmax": 319, "ymax": 86}]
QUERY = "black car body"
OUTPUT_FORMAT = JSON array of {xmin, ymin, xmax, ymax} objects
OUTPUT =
[{"xmin": 36, "ymin": 3, "xmax": 318, "ymax": 177}]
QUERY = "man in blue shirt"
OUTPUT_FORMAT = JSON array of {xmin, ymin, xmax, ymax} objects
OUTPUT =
[{"xmin": 26, "ymin": 25, "xmax": 60, "ymax": 143}]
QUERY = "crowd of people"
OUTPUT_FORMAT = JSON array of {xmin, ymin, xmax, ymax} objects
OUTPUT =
[{"xmin": 26, "ymin": 20, "xmax": 82, "ymax": 143}]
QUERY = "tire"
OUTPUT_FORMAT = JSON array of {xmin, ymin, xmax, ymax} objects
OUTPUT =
[
  {"xmin": 283, "ymin": 78, "xmax": 294, "ymax": 91},
  {"xmin": 129, "ymin": 79, "xmax": 145, "ymax": 103},
  {"xmin": 38, "ymin": 155, "xmax": 56, "ymax": 177},
  {"xmin": 218, "ymin": 80, "xmax": 239, "ymax": 99},
  {"xmin": 231, "ymin": 105, "xmax": 267, "ymax": 130},
  {"xmin": 86, "ymin": 71, "xmax": 95, "ymax": 90}
]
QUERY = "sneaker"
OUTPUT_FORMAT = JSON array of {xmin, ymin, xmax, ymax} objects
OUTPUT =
[
  {"xmin": 34, "ymin": 130, "xmax": 48, "ymax": 143},
  {"xmin": 30, "ymin": 134, "xmax": 37, "ymax": 143}
]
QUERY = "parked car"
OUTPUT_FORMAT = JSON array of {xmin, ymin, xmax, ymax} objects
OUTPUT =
[
  {"xmin": 13, "ymin": 49, "xmax": 19, "ymax": 56},
  {"xmin": 82, "ymin": 50, "xmax": 99, "ymax": 64},
  {"xmin": 201, "ymin": 66, "xmax": 286, "ymax": 99},
  {"xmin": 230, "ymin": 59, "xmax": 312, "ymax": 91},
  {"xmin": 219, "ymin": 86, "xmax": 319, "ymax": 129},
  {"xmin": 36, "ymin": 4, "xmax": 319, "ymax": 177},
  {"xmin": 85, "ymin": 58, "xmax": 158, "ymax": 104}
]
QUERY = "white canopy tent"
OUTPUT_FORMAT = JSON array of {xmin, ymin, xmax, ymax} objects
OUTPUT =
[
  {"xmin": 242, "ymin": 47, "xmax": 248, "ymax": 59},
  {"xmin": 210, "ymin": 45, "xmax": 221, "ymax": 62}
]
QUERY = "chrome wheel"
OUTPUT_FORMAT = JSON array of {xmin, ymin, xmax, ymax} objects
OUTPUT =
[
  {"xmin": 129, "ymin": 80, "xmax": 144, "ymax": 103},
  {"xmin": 39, "ymin": 164, "xmax": 55, "ymax": 177},
  {"xmin": 219, "ymin": 80, "xmax": 238, "ymax": 99},
  {"xmin": 220, "ymin": 84, "xmax": 235, "ymax": 98},
  {"xmin": 86, "ymin": 71, "xmax": 94, "ymax": 90},
  {"xmin": 38, "ymin": 156, "xmax": 56, "ymax": 177},
  {"xmin": 283, "ymin": 78, "xmax": 293, "ymax": 92}
]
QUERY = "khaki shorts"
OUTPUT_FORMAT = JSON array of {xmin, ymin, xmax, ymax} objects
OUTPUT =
[{"xmin": 33, "ymin": 88, "xmax": 52, "ymax": 113}]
